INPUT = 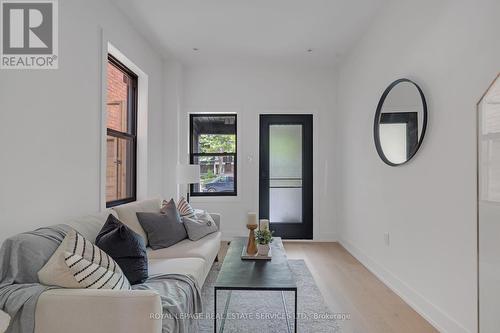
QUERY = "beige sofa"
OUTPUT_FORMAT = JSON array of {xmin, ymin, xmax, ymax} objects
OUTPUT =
[{"xmin": 34, "ymin": 199, "xmax": 221, "ymax": 333}]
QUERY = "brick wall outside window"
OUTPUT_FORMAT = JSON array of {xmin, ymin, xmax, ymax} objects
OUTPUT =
[{"xmin": 106, "ymin": 62, "xmax": 131, "ymax": 202}]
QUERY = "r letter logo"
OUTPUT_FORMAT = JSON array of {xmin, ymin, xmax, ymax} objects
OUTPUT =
[{"xmin": 1, "ymin": 0, "xmax": 58, "ymax": 69}]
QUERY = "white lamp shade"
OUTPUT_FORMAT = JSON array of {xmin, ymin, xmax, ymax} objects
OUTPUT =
[{"xmin": 177, "ymin": 164, "xmax": 200, "ymax": 184}]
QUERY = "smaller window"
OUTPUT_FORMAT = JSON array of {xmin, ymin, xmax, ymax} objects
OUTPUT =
[{"xmin": 190, "ymin": 114, "xmax": 237, "ymax": 196}]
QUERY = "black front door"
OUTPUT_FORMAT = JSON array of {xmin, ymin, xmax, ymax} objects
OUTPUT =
[{"xmin": 259, "ymin": 114, "xmax": 313, "ymax": 239}]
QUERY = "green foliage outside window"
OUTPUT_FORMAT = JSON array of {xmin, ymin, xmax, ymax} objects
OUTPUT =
[
  {"xmin": 199, "ymin": 134, "xmax": 235, "ymax": 153},
  {"xmin": 198, "ymin": 134, "xmax": 235, "ymax": 189}
]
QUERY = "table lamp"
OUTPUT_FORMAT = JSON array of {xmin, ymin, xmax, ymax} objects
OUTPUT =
[{"xmin": 177, "ymin": 164, "xmax": 200, "ymax": 202}]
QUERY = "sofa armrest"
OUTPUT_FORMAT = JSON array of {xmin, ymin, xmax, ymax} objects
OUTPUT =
[
  {"xmin": 35, "ymin": 289, "xmax": 162, "ymax": 333},
  {"xmin": 210, "ymin": 213, "xmax": 221, "ymax": 229}
]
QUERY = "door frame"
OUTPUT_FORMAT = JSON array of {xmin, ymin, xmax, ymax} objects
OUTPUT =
[
  {"xmin": 259, "ymin": 114, "xmax": 313, "ymax": 239},
  {"xmin": 379, "ymin": 112, "xmax": 418, "ymax": 160}
]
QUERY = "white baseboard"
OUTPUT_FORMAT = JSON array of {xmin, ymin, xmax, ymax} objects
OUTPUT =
[{"xmin": 339, "ymin": 237, "xmax": 471, "ymax": 333}]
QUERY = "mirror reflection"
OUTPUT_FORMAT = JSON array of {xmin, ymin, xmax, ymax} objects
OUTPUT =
[{"xmin": 374, "ymin": 79, "xmax": 427, "ymax": 166}]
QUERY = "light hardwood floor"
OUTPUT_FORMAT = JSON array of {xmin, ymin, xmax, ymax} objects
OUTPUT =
[{"xmin": 218, "ymin": 241, "xmax": 437, "ymax": 333}]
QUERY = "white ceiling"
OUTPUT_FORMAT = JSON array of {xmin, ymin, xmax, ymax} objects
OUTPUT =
[{"xmin": 111, "ymin": 0, "xmax": 387, "ymax": 67}]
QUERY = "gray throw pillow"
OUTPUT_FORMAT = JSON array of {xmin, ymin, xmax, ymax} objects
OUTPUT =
[
  {"xmin": 136, "ymin": 199, "xmax": 187, "ymax": 250},
  {"xmin": 183, "ymin": 211, "xmax": 219, "ymax": 241}
]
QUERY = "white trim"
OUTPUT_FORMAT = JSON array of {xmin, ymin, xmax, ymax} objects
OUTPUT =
[
  {"xmin": 99, "ymin": 31, "xmax": 149, "ymax": 209},
  {"xmin": 99, "ymin": 29, "xmax": 107, "ymax": 210},
  {"xmin": 339, "ymin": 237, "xmax": 471, "ymax": 333},
  {"xmin": 282, "ymin": 238, "xmax": 337, "ymax": 243}
]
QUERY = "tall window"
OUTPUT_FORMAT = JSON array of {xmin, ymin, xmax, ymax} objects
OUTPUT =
[
  {"xmin": 190, "ymin": 114, "xmax": 237, "ymax": 196},
  {"xmin": 106, "ymin": 55, "xmax": 138, "ymax": 207}
]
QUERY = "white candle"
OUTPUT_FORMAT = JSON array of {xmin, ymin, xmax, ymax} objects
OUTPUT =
[
  {"xmin": 260, "ymin": 219, "xmax": 269, "ymax": 231},
  {"xmin": 247, "ymin": 212, "xmax": 258, "ymax": 226}
]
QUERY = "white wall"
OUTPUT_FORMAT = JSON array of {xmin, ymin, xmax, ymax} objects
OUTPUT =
[
  {"xmin": 2, "ymin": 1, "xmax": 494, "ymax": 330},
  {"xmin": 336, "ymin": 1, "xmax": 500, "ymax": 332},
  {"xmin": 0, "ymin": 0, "xmax": 166, "ymax": 243},
  {"xmin": 181, "ymin": 65, "xmax": 337, "ymax": 241}
]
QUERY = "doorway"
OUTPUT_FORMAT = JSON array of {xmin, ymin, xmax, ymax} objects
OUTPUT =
[{"xmin": 259, "ymin": 114, "xmax": 313, "ymax": 239}]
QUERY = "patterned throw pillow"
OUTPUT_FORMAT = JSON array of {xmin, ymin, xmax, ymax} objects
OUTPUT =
[
  {"xmin": 64, "ymin": 230, "xmax": 131, "ymax": 290},
  {"xmin": 38, "ymin": 229, "xmax": 131, "ymax": 290},
  {"xmin": 162, "ymin": 197, "xmax": 195, "ymax": 218}
]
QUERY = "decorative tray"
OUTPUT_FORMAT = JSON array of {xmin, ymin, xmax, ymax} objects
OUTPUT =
[{"xmin": 241, "ymin": 246, "xmax": 272, "ymax": 260}]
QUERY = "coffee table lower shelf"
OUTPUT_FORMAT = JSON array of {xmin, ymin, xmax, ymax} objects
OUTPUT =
[
  {"xmin": 214, "ymin": 286, "xmax": 297, "ymax": 333},
  {"xmin": 214, "ymin": 238, "xmax": 297, "ymax": 333}
]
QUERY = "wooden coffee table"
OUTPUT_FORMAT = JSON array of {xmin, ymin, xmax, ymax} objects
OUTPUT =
[{"xmin": 214, "ymin": 237, "xmax": 297, "ymax": 333}]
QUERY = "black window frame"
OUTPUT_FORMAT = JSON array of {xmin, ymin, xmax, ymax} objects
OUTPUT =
[
  {"xmin": 189, "ymin": 114, "xmax": 238, "ymax": 197},
  {"xmin": 106, "ymin": 54, "xmax": 138, "ymax": 208}
]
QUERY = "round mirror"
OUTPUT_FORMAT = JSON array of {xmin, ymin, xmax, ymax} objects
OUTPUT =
[{"xmin": 374, "ymin": 79, "xmax": 427, "ymax": 166}]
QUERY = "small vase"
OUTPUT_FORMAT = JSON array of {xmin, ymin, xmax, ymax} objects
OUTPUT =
[{"xmin": 257, "ymin": 244, "xmax": 270, "ymax": 256}]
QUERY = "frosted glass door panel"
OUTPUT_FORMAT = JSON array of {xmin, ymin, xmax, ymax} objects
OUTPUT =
[
  {"xmin": 269, "ymin": 188, "xmax": 302, "ymax": 223},
  {"xmin": 270, "ymin": 125, "xmax": 302, "ymax": 178},
  {"xmin": 269, "ymin": 124, "xmax": 303, "ymax": 223}
]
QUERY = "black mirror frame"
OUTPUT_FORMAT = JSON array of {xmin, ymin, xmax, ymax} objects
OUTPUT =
[{"xmin": 373, "ymin": 78, "xmax": 428, "ymax": 167}]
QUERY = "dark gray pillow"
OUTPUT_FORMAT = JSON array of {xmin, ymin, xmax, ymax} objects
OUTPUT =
[
  {"xmin": 136, "ymin": 199, "xmax": 187, "ymax": 250},
  {"xmin": 183, "ymin": 211, "xmax": 219, "ymax": 241}
]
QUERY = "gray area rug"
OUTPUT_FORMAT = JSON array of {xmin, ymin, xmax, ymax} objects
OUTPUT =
[{"xmin": 198, "ymin": 259, "xmax": 341, "ymax": 332}]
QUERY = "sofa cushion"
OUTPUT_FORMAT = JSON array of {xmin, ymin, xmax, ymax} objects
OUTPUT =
[
  {"xmin": 64, "ymin": 209, "xmax": 118, "ymax": 243},
  {"xmin": 167, "ymin": 197, "xmax": 195, "ymax": 218},
  {"xmin": 148, "ymin": 258, "xmax": 206, "ymax": 287},
  {"xmin": 183, "ymin": 212, "xmax": 218, "ymax": 241},
  {"xmin": 38, "ymin": 229, "xmax": 131, "ymax": 290},
  {"xmin": 147, "ymin": 231, "xmax": 221, "ymax": 263},
  {"xmin": 112, "ymin": 199, "xmax": 161, "ymax": 243},
  {"xmin": 136, "ymin": 212, "xmax": 188, "ymax": 250},
  {"xmin": 137, "ymin": 199, "xmax": 188, "ymax": 250},
  {"xmin": 95, "ymin": 214, "xmax": 148, "ymax": 285}
]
